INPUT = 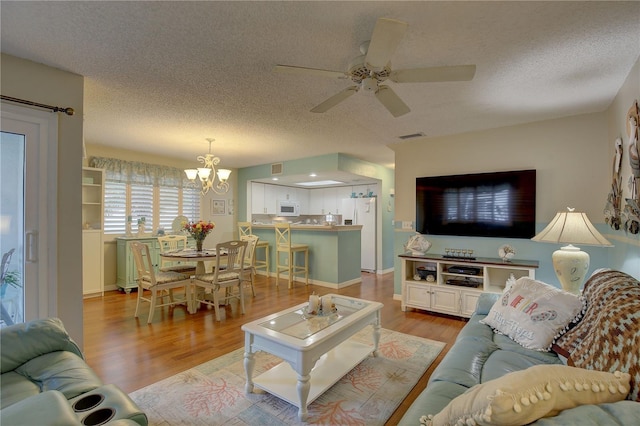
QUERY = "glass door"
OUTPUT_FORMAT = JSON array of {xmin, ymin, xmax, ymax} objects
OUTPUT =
[
  {"xmin": 0, "ymin": 132, "xmax": 25, "ymax": 325},
  {"xmin": 1, "ymin": 103, "xmax": 56, "ymax": 327}
]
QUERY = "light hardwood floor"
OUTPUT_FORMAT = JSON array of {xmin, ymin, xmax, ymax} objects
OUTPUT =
[{"xmin": 83, "ymin": 272, "xmax": 466, "ymax": 425}]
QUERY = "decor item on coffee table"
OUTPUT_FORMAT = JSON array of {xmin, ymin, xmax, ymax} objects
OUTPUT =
[{"xmin": 531, "ymin": 207, "xmax": 612, "ymax": 294}]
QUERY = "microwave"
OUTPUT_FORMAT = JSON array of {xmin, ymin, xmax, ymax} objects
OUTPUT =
[{"xmin": 277, "ymin": 200, "xmax": 300, "ymax": 216}]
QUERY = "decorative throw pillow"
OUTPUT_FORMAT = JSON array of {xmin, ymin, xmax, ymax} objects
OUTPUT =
[
  {"xmin": 420, "ymin": 365, "xmax": 631, "ymax": 426},
  {"xmin": 480, "ymin": 277, "xmax": 585, "ymax": 351}
]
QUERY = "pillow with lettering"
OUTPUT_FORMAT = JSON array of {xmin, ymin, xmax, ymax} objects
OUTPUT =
[{"xmin": 480, "ymin": 278, "xmax": 585, "ymax": 351}]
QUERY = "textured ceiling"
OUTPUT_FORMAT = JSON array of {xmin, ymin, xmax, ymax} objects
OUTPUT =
[{"xmin": 2, "ymin": 1, "xmax": 639, "ymax": 171}]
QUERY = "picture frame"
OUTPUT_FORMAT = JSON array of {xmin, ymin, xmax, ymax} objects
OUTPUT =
[{"xmin": 211, "ymin": 199, "xmax": 226, "ymax": 215}]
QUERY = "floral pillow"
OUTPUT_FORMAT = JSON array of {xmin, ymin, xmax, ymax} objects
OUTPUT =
[
  {"xmin": 420, "ymin": 365, "xmax": 630, "ymax": 426},
  {"xmin": 480, "ymin": 277, "xmax": 585, "ymax": 351}
]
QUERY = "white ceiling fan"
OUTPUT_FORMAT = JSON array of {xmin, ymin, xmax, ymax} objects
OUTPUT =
[{"xmin": 274, "ymin": 18, "xmax": 476, "ymax": 118}]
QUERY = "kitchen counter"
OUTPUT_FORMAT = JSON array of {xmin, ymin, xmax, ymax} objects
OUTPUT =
[
  {"xmin": 250, "ymin": 225, "xmax": 363, "ymax": 288},
  {"xmin": 252, "ymin": 223, "xmax": 362, "ymax": 231}
]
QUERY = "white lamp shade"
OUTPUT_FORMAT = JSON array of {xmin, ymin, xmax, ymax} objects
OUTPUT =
[
  {"xmin": 217, "ymin": 168, "xmax": 232, "ymax": 182},
  {"xmin": 184, "ymin": 169, "xmax": 198, "ymax": 180},
  {"xmin": 531, "ymin": 210, "xmax": 612, "ymax": 246},
  {"xmin": 197, "ymin": 167, "xmax": 212, "ymax": 180}
]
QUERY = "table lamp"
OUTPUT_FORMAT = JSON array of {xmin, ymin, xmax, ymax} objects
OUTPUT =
[{"xmin": 531, "ymin": 207, "xmax": 613, "ymax": 294}]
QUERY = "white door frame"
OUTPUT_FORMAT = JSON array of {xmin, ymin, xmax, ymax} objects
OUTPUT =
[{"xmin": 1, "ymin": 102, "xmax": 58, "ymax": 321}]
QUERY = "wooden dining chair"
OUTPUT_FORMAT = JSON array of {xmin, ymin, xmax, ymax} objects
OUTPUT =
[
  {"xmin": 157, "ymin": 235, "xmax": 196, "ymax": 274},
  {"xmin": 275, "ymin": 223, "xmax": 309, "ymax": 289},
  {"xmin": 238, "ymin": 221, "xmax": 270, "ymax": 277},
  {"xmin": 192, "ymin": 240, "xmax": 248, "ymax": 321},
  {"xmin": 130, "ymin": 241, "xmax": 192, "ymax": 324},
  {"xmin": 239, "ymin": 234, "xmax": 259, "ymax": 297}
]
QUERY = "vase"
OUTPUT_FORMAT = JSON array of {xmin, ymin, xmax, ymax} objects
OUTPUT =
[{"xmin": 196, "ymin": 240, "xmax": 203, "ymax": 252}]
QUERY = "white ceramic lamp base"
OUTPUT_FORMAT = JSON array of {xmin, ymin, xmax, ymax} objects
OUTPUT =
[{"xmin": 551, "ymin": 245, "xmax": 590, "ymax": 294}]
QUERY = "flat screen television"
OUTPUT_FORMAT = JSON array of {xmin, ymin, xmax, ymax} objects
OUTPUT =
[{"xmin": 416, "ymin": 170, "xmax": 536, "ymax": 239}]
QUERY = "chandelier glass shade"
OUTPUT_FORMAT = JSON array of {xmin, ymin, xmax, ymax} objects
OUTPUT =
[{"xmin": 185, "ymin": 138, "xmax": 231, "ymax": 195}]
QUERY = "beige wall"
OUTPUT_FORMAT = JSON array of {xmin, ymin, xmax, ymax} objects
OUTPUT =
[
  {"xmin": 393, "ymin": 112, "xmax": 609, "ymax": 224},
  {"xmin": 85, "ymin": 143, "xmax": 238, "ymax": 289},
  {"xmin": 604, "ymin": 56, "xmax": 640, "ymax": 274},
  {"xmin": 1, "ymin": 54, "xmax": 85, "ymax": 345}
]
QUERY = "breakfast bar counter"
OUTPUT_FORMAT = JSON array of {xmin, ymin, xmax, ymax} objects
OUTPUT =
[{"xmin": 250, "ymin": 224, "xmax": 363, "ymax": 288}]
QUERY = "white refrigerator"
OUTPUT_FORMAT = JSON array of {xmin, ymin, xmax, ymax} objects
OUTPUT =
[{"xmin": 341, "ymin": 198, "xmax": 376, "ymax": 272}]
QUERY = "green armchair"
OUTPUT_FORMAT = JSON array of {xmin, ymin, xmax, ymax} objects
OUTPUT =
[{"xmin": 0, "ymin": 317, "xmax": 147, "ymax": 426}]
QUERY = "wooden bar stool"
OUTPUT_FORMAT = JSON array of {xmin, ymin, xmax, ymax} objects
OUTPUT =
[
  {"xmin": 274, "ymin": 223, "xmax": 309, "ymax": 289},
  {"xmin": 238, "ymin": 221, "xmax": 270, "ymax": 277}
]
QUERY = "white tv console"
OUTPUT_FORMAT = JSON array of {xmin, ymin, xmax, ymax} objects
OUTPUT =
[{"xmin": 400, "ymin": 254, "xmax": 538, "ymax": 318}]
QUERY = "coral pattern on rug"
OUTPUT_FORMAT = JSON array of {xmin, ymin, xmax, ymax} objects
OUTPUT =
[{"xmin": 131, "ymin": 327, "xmax": 445, "ymax": 425}]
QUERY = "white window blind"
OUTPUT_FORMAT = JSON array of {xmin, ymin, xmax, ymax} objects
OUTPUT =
[
  {"xmin": 158, "ymin": 186, "xmax": 179, "ymax": 230},
  {"xmin": 131, "ymin": 183, "xmax": 154, "ymax": 232},
  {"xmin": 104, "ymin": 182, "xmax": 127, "ymax": 234},
  {"xmin": 182, "ymin": 187, "xmax": 200, "ymax": 222},
  {"xmin": 93, "ymin": 157, "xmax": 202, "ymax": 235}
]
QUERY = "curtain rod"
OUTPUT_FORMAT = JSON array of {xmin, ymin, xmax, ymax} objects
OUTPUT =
[{"xmin": 1, "ymin": 95, "xmax": 75, "ymax": 116}]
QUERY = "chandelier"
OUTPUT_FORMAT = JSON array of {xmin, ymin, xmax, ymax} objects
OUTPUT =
[{"xmin": 184, "ymin": 138, "xmax": 232, "ymax": 195}]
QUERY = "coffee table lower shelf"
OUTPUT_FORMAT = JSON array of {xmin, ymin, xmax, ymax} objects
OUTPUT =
[{"xmin": 252, "ymin": 339, "xmax": 373, "ymax": 408}]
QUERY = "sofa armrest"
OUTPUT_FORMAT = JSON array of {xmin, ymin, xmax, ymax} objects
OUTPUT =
[
  {"xmin": 0, "ymin": 390, "xmax": 80, "ymax": 426},
  {"xmin": 1, "ymin": 318, "xmax": 83, "ymax": 373},
  {"xmin": 475, "ymin": 292, "xmax": 499, "ymax": 315}
]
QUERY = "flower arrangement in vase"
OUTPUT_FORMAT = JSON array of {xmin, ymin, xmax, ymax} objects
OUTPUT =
[{"xmin": 183, "ymin": 220, "xmax": 215, "ymax": 251}]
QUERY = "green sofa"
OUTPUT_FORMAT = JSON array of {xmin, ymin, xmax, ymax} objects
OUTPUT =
[
  {"xmin": 0, "ymin": 317, "xmax": 147, "ymax": 426},
  {"xmin": 398, "ymin": 269, "xmax": 640, "ymax": 425}
]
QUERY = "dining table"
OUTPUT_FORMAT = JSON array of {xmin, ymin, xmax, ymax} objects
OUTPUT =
[
  {"xmin": 159, "ymin": 248, "xmax": 226, "ymax": 313},
  {"xmin": 159, "ymin": 248, "xmax": 223, "ymax": 275}
]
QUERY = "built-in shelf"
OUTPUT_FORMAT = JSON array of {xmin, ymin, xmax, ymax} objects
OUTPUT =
[
  {"xmin": 400, "ymin": 253, "xmax": 538, "ymax": 318},
  {"xmin": 82, "ymin": 167, "xmax": 104, "ymax": 298}
]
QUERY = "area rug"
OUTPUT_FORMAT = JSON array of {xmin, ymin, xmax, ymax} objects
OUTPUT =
[{"xmin": 130, "ymin": 326, "xmax": 445, "ymax": 425}]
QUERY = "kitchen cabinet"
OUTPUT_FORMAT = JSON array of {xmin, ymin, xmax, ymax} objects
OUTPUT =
[
  {"xmin": 116, "ymin": 237, "xmax": 161, "ymax": 293},
  {"xmin": 82, "ymin": 167, "xmax": 104, "ymax": 297},
  {"xmin": 309, "ymin": 187, "xmax": 342, "ymax": 214},
  {"xmin": 296, "ymin": 188, "xmax": 310, "ymax": 214},
  {"xmin": 252, "ymin": 183, "xmax": 306, "ymax": 214},
  {"xmin": 400, "ymin": 254, "xmax": 538, "ymax": 318},
  {"xmin": 251, "ymin": 182, "xmax": 279, "ymax": 214}
]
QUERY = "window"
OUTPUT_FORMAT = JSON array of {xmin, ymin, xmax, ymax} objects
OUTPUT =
[
  {"xmin": 104, "ymin": 181, "xmax": 126, "ymax": 234},
  {"xmin": 91, "ymin": 157, "xmax": 201, "ymax": 235}
]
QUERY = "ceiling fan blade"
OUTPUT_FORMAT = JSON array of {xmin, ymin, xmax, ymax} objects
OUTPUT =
[
  {"xmin": 375, "ymin": 86, "xmax": 410, "ymax": 117},
  {"xmin": 390, "ymin": 65, "xmax": 477, "ymax": 83},
  {"xmin": 365, "ymin": 18, "xmax": 408, "ymax": 71},
  {"xmin": 273, "ymin": 65, "xmax": 348, "ymax": 79},
  {"xmin": 311, "ymin": 86, "xmax": 359, "ymax": 113}
]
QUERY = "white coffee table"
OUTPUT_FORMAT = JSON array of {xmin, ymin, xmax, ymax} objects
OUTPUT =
[{"xmin": 241, "ymin": 294, "xmax": 383, "ymax": 421}]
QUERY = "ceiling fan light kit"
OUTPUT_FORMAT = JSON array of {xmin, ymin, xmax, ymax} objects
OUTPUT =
[{"xmin": 275, "ymin": 17, "xmax": 477, "ymax": 118}]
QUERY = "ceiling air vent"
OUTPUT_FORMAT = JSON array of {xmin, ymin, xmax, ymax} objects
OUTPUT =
[
  {"xmin": 271, "ymin": 163, "xmax": 283, "ymax": 175},
  {"xmin": 398, "ymin": 132, "xmax": 426, "ymax": 140}
]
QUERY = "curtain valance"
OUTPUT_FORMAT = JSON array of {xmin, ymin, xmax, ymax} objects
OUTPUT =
[{"xmin": 90, "ymin": 156, "xmax": 192, "ymax": 188}]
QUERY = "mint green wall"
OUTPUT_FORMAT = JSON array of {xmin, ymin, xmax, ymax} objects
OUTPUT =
[{"xmin": 237, "ymin": 153, "xmax": 396, "ymax": 271}]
